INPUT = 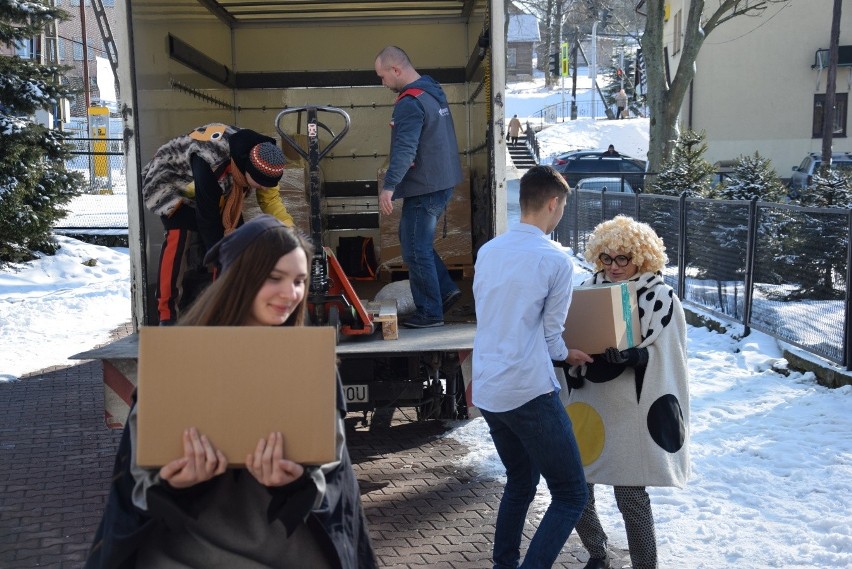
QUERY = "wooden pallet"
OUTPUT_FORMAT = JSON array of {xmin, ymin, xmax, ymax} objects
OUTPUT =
[
  {"xmin": 378, "ymin": 262, "xmax": 474, "ymax": 283},
  {"xmin": 364, "ymin": 299, "xmax": 398, "ymax": 340}
]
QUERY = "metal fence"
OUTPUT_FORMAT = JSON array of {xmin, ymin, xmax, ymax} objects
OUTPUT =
[
  {"xmin": 54, "ymin": 135, "xmax": 129, "ymax": 241},
  {"xmin": 534, "ymin": 98, "xmax": 649, "ymax": 130},
  {"xmin": 65, "ymin": 136, "xmax": 127, "ymax": 196},
  {"xmin": 555, "ymin": 188, "xmax": 851, "ymax": 369}
]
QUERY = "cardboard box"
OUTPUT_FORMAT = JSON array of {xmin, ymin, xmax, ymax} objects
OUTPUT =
[
  {"xmin": 562, "ymin": 282, "xmax": 641, "ymax": 355},
  {"xmin": 136, "ymin": 326, "xmax": 337, "ymax": 467},
  {"xmin": 377, "ymin": 167, "xmax": 473, "ymax": 267}
]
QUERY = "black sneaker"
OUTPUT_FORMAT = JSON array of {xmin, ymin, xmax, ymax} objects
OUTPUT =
[
  {"xmin": 402, "ymin": 315, "xmax": 444, "ymax": 329},
  {"xmin": 442, "ymin": 289, "xmax": 462, "ymax": 313}
]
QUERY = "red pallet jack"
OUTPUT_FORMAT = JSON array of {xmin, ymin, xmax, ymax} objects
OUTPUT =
[{"xmin": 275, "ymin": 106, "xmax": 384, "ymax": 340}]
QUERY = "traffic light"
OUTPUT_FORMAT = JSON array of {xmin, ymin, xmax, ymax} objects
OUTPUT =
[
  {"xmin": 601, "ymin": 9, "xmax": 611, "ymax": 29},
  {"xmin": 548, "ymin": 52, "xmax": 560, "ymax": 77}
]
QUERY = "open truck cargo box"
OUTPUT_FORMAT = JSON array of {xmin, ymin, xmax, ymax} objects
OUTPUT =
[{"xmin": 113, "ymin": 0, "xmax": 509, "ymax": 327}]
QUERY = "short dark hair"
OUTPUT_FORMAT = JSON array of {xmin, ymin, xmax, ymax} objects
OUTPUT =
[
  {"xmin": 376, "ymin": 46, "xmax": 411, "ymax": 69},
  {"xmin": 519, "ymin": 165, "xmax": 570, "ymax": 213}
]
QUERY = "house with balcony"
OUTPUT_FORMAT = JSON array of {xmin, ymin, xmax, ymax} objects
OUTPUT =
[{"xmin": 664, "ymin": 0, "xmax": 851, "ymax": 178}]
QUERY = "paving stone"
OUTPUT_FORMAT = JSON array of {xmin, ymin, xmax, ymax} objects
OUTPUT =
[{"xmin": 0, "ymin": 327, "xmax": 633, "ymax": 569}]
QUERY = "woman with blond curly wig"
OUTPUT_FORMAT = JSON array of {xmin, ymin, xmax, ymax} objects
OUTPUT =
[{"xmin": 566, "ymin": 215, "xmax": 690, "ymax": 569}]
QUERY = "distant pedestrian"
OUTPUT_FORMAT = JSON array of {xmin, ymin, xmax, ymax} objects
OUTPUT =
[
  {"xmin": 615, "ymin": 89, "xmax": 628, "ymax": 119},
  {"xmin": 603, "ymin": 144, "xmax": 619, "ymax": 157},
  {"xmin": 508, "ymin": 114, "xmax": 523, "ymax": 145}
]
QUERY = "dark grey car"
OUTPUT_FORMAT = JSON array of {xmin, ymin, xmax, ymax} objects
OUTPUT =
[{"xmin": 553, "ymin": 151, "xmax": 647, "ymax": 191}]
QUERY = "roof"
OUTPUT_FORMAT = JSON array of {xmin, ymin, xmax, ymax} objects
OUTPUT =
[
  {"xmin": 150, "ymin": 0, "xmax": 488, "ymax": 25},
  {"xmin": 508, "ymin": 14, "xmax": 540, "ymax": 43}
]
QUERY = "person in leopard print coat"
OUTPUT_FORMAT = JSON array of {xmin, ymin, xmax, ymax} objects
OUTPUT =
[{"xmin": 141, "ymin": 124, "xmax": 294, "ymax": 325}]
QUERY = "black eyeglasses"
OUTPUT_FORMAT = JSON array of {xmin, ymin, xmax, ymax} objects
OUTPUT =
[{"xmin": 599, "ymin": 253, "xmax": 632, "ymax": 267}]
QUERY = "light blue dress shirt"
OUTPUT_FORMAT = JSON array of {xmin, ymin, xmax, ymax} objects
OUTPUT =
[{"xmin": 472, "ymin": 223, "xmax": 574, "ymax": 413}]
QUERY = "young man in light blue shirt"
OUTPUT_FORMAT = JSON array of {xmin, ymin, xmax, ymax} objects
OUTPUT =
[{"xmin": 473, "ymin": 165, "xmax": 593, "ymax": 568}]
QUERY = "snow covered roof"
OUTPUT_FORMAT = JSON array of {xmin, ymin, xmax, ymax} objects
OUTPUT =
[{"xmin": 508, "ymin": 14, "xmax": 540, "ymax": 43}]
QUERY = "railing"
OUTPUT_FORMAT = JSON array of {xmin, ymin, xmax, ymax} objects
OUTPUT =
[
  {"xmin": 534, "ymin": 99, "xmax": 649, "ymax": 129},
  {"xmin": 555, "ymin": 186, "xmax": 851, "ymax": 370}
]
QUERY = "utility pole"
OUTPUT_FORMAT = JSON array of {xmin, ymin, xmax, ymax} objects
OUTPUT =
[
  {"xmin": 79, "ymin": 0, "xmax": 90, "ymax": 110},
  {"xmin": 820, "ymin": 0, "xmax": 843, "ymax": 166},
  {"xmin": 570, "ymin": 38, "xmax": 578, "ymax": 120},
  {"xmin": 590, "ymin": 20, "xmax": 598, "ymax": 119}
]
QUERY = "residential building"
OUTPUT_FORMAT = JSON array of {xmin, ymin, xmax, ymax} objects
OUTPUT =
[
  {"xmin": 507, "ymin": 8, "xmax": 540, "ymax": 81},
  {"xmin": 665, "ymin": 0, "xmax": 851, "ymax": 178}
]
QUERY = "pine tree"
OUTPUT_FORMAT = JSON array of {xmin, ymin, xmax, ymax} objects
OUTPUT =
[
  {"xmin": 776, "ymin": 168, "xmax": 852, "ymax": 300},
  {"xmin": 714, "ymin": 152, "xmax": 786, "ymax": 202},
  {"xmin": 642, "ymin": 130, "xmax": 715, "ymax": 279},
  {"xmin": 0, "ymin": 0, "xmax": 83, "ymax": 265},
  {"xmin": 648, "ymin": 129, "xmax": 715, "ymax": 198}
]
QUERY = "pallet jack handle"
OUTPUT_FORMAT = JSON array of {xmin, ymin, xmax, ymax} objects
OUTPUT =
[{"xmin": 274, "ymin": 106, "xmax": 351, "ymax": 163}]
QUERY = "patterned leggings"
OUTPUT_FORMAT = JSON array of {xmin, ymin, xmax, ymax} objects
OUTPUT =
[{"xmin": 575, "ymin": 484, "xmax": 657, "ymax": 569}]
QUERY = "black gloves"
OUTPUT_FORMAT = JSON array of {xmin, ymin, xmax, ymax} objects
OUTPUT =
[
  {"xmin": 566, "ymin": 373, "xmax": 584, "ymax": 390},
  {"xmin": 603, "ymin": 346, "xmax": 649, "ymax": 368}
]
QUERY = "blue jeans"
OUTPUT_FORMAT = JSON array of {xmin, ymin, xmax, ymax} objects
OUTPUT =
[
  {"xmin": 480, "ymin": 392, "xmax": 588, "ymax": 569},
  {"xmin": 399, "ymin": 188, "xmax": 458, "ymax": 320}
]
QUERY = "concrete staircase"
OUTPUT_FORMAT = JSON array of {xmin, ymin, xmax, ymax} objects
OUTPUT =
[{"xmin": 508, "ymin": 142, "xmax": 537, "ymax": 170}]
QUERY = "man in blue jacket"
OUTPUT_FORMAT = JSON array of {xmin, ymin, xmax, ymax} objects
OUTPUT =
[{"xmin": 375, "ymin": 46, "xmax": 463, "ymax": 328}]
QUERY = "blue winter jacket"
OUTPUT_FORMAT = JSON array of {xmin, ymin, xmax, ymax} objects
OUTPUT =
[{"xmin": 384, "ymin": 75, "xmax": 463, "ymax": 199}]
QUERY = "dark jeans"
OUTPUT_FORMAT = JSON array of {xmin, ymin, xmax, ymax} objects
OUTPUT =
[
  {"xmin": 480, "ymin": 391, "xmax": 588, "ymax": 568},
  {"xmin": 399, "ymin": 188, "xmax": 458, "ymax": 320}
]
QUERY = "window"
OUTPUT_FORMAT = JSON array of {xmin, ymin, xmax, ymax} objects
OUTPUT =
[
  {"xmin": 812, "ymin": 93, "xmax": 848, "ymax": 138},
  {"xmin": 72, "ymin": 38, "xmax": 97, "ymax": 61},
  {"xmin": 15, "ymin": 37, "xmax": 35, "ymax": 59},
  {"xmin": 508, "ymin": 48, "xmax": 517, "ymax": 68},
  {"xmin": 673, "ymin": 10, "xmax": 682, "ymax": 55}
]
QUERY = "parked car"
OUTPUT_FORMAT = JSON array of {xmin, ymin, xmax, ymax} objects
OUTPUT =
[
  {"xmin": 575, "ymin": 177, "xmax": 635, "ymax": 193},
  {"xmin": 552, "ymin": 149, "xmax": 591, "ymax": 168},
  {"xmin": 553, "ymin": 150, "xmax": 647, "ymax": 191},
  {"xmin": 788, "ymin": 152, "xmax": 852, "ymax": 196},
  {"xmin": 711, "ymin": 160, "xmax": 737, "ymax": 187},
  {"xmin": 575, "ymin": 177, "xmax": 637, "ymax": 215}
]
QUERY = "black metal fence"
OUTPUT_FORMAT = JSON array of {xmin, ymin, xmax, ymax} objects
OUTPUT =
[{"xmin": 555, "ymin": 188, "xmax": 851, "ymax": 369}]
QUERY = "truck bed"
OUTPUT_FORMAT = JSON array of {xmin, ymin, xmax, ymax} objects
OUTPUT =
[{"xmin": 71, "ymin": 322, "xmax": 476, "ymax": 362}]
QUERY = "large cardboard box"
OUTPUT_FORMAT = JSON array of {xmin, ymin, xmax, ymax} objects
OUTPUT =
[
  {"xmin": 563, "ymin": 282, "xmax": 641, "ymax": 355},
  {"xmin": 377, "ymin": 168, "xmax": 473, "ymax": 267},
  {"xmin": 136, "ymin": 326, "xmax": 337, "ymax": 467}
]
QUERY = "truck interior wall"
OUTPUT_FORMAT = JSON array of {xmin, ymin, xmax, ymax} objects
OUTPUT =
[{"xmin": 124, "ymin": 0, "xmax": 499, "ymax": 324}]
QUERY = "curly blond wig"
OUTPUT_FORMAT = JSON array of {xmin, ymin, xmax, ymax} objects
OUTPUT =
[{"xmin": 584, "ymin": 215, "xmax": 668, "ymax": 274}]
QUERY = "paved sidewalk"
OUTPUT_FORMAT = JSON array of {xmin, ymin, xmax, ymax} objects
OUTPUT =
[{"xmin": 0, "ymin": 357, "xmax": 630, "ymax": 568}]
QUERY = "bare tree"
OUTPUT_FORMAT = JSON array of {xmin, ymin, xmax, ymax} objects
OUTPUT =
[{"xmin": 640, "ymin": 0, "xmax": 790, "ymax": 173}]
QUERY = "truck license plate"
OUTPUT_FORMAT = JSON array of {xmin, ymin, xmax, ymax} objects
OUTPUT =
[{"xmin": 343, "ymin": 384, "xmax": 369, "ymax": 403}]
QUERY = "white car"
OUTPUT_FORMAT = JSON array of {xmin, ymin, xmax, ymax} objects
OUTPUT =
[{"xmin": 575, "ymin": 177, "xmax": 635, "ymax": 193}]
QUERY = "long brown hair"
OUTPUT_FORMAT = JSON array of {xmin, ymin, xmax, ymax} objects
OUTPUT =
[{"xmin": 178, "ymin": 227, "xmax": 314, "ymax": 327}]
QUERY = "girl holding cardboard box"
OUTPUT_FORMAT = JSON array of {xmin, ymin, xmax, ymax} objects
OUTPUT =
[
  {"xmin": 567, "ymin": 215, "xmax": 691, "ymax": 569},
  {"xmin": 86, "ymin": 215, "xmax": 376, "ymax": 569}
]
